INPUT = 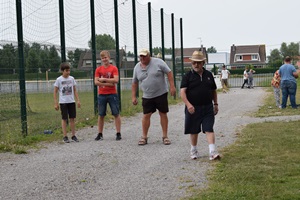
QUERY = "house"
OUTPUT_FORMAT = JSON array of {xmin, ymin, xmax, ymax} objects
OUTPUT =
[
  {"xmin": 229, "ymin": 44, "xmax": 266, "ymax": 69},
  {"xmin": 77, "ymin": 49, "xmax": 137, "ymax": 77},
  {"xmin": 206, "ymin": 52, "xmax": 230, "ymax": 73},
  {"xmin": 77, "ymin": 49, "xmax": 125, "ymax": 71},
  {"xmin": 174, "ymin": 46, "xmax": 207, "ymax": 68}
]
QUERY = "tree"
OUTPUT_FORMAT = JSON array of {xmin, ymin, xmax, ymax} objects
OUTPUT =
[
  {"xmin": 26, "ymin": 48, "xmax": 41, "ymax": 73},
  {"xmin": 67, "ymin": 51, "xmax": 74, "ymax": 67},
  {"xmin": 207, "ymin": 46, "xmax": 217, "ymax": 53},
  {"xmin": 68, "ymin": 48, "xmax": 83, "ymax": 68},
  {"xmin": 88, "ymin": 34, "xmax": 116, "ymax": 51},
  {"xmin": 152, "ymin": 47, "xmax": 172, "ymax": 56},
  {"xmin": 268, "ymin": 42, "xmax": 299, "ymax": 67},
  {"xmin": 48, "ymin": 45, "xmax": 61, "ymax": 72},
  {"xmin": 0, "ymin": 44, "xmax": 17, "ymax": 74},
  {"xmin": 40, "ymin": 46, "xmax": 50, "ymax": 72}
]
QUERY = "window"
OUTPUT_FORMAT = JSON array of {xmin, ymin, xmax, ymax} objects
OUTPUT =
[
  {"xmin": 236, "ymin": 55, "xmax": 243, "ymax": 61},
  {"xmin": 251, "ymin": 55, "xmax": 258, "ymax": 60}
]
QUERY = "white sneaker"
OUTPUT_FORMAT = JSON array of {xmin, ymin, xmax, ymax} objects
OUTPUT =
[
  {"xmin": 190, "ymin": 149, "xmax": 199, "ymax": 160},
  {"xmin": 209, "ymin": 151, "xmax": 220, "ymax": 161}
]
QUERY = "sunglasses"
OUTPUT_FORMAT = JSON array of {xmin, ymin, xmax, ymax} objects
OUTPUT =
[{"xmin": 192, "ymin": 61, "xmax": 204, "ymax": 65}]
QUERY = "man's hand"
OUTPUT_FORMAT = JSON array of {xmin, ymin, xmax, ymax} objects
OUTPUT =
[
  {"xmin": 132, "ymin": 97, "xmax": 138, "ymax": 105},
  {"xmin": 214, "ymin": 105, "xmax": 219, "ymax": 115},
  {"xmin": 170, "ymin": 86, "xmax": 176, "ymax": 97},
  {"xmin": 187, "ymin": 104, "xmax": 195, "ymax": 114}
]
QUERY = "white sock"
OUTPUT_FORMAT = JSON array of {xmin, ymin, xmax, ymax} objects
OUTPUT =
[
  {"xmin": 191, "ymin": 145, "xmax": 197, "ymax": 151},
  {"xmin": 209, "ymin": 144, "xmax": 216, "ymax": 153}
]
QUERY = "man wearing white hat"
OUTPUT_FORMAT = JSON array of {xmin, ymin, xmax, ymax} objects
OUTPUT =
[
  {"xmin": 132, "ymin": 48, "xmax": 176, "ymax": 145},
  {"xmin": 180, "ymin": 51, "xmax": 220, "ymax": 160}
]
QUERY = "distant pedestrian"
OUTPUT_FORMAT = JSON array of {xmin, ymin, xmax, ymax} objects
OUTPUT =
[
  {"xmin": 220, "ymin": 65, "xmax": 230, "ymax": 93},
  {"xmin": 247, "ymin": 69, "xmax": 255, "ymax": 88},
  {"xmin": 241, "ymin": 67, "xmax": 249, "ymax": 89},
  {"xmin": 278, "ymin": 56, "xmax": 298, "ymax": 109},
  {"xmin": 271, "ymin": 69, "xmax": 281, "ymax": 108},
  {"xmin": 54, "ymin": 62, "xmax": 81, "ymax": 143},
  {"xmin": 180, "ymin": 51, "xmax": 220, "ymax": 161},
  {"xmin": 94, "ymin": 50, "xmax": 122, "ymax": 141}
]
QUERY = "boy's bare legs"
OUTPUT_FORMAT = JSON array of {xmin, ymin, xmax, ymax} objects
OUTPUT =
[
  {"xmin": 114, "ymin": 114, "xmax": 121, "ymax": 133},
  {"xmin": 206, "ymin": 132, "xmax": 215, "ymax": 144},
  {"xmin": 61, "ymin": 119, "xmax": 68, "ymax": 137},
  {"xmin": 94, "ymin": 116, "xmax": 105, "ymax": 141},
  {"xmin": 69, "ymin": 118, "xmax": 75, "ymax": 136},
  {"xmin": 98, "ymin": 116, "xmax": 105, "ymax": 133}
]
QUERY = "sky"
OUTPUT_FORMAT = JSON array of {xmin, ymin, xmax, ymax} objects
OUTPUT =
[{"xmin": 138, "ymin": 0, "xmax": 300, "ymax": 55}]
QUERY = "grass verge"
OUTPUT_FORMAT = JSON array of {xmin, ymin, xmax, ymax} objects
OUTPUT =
[{"xmin": 189, "ymin": 121, "xmax": 300, "ymax": 200}]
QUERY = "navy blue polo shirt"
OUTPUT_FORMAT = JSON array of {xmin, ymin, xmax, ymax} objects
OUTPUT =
[{"xmin": 180, "ymin": 69, "xmax": 217, "ymax": 106}]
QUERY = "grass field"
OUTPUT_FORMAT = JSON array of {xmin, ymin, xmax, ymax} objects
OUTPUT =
[{"xmin": 188, "ymin": 81, "xmax": 300, "ymax": 200}]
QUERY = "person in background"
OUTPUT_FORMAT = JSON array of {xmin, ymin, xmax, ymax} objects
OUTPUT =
[
  {"xmin": 131, "ymin": 49, "xmax": 176, "ymax": 145},
  {"xmin": 220, "ymin": 65, "xmax": 230, "ymax": 93},
  {"xmin": 54, "ymin": 62, "xmax": 81, "ymax": 143},
  {"xmin": 247, "ymin": 69, "xmax": 256, "ymax": 88},
  {"xmin": 94, "ymin": 50, "xmax": 122, "ymax": 141},
  {"xmin": 180, "ymin": 51, "xmax": 220, "ymax": 160},
  {"xmin": 241, "ymin": 67, "xmax": 249, "ymax": 89},
  {"xmin": 278, "ymin": 56, "xmax": 298, "ymax": 109},
  {"xmin": 271, "ymin": 69, "xmax": 281, "ymax": 108}
]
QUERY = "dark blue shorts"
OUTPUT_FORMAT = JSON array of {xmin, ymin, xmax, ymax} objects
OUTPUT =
[
  {"xmin": 98, "ymin": 94, "xmax": 120, "ymax": 116},
  {"xmin": 184, "ymin": 104, "xmax": 214, "ymax": 134},
  {"xmin": 60, "ymin": 103, "xmax": 76, "ymax": 120}
]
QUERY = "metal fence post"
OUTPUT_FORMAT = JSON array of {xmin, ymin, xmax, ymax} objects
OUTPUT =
[
  {"xmin": 16, "ymin": 0, "xmax": 28, "ymax": 136},
  {"xmin": 90, "ymin": 0, "xmax": 98, "ymax": 115}
]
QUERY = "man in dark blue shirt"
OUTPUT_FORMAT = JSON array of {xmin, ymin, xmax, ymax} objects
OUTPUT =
[{"xmin": 180, "ymin": 51, "xmax": 220, "ymax": 160}]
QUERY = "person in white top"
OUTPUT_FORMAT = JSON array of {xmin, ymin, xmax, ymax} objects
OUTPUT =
[
  {"xmin": 241, "ymin": 67, "xmax": 249, "ymax": 89},
  {"xmin": 220, "ymin": 65, "xmax": 230, "ymax": 93},
  {"xmin": 54, "ymin": 62, "xmax": 81, "ymax": 143}
]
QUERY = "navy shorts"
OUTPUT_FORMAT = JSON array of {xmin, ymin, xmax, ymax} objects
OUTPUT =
[
  {"xmin": 98, "ymin": 94, "xmax": 120, "ymax": 116},
  {"xmin": 142, "ymin": 93, "xmax": 169, "ymax": 114},
  {"xmin": 60, "ymin": 103, "xmax": 76, "ymax": 120},
  {"xmin": 184, "ymin": 104, "xmax": 215, "ymax": 134}
]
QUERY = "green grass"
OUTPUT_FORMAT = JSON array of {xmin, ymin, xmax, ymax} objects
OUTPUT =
[
  {"xmin": 255, "ymin": 80, "xmax": 300, "ymax": 117},
  {"xmin": 188, "ymin": 122, "xmax": 300, "ymax": 200},
  {"xmin": 188, "ymin": 80, "xmax": 300, "ymax": 200},
  {"xmin": 0, "ymin": 90, "xmax": 180, "ymax": 153}
]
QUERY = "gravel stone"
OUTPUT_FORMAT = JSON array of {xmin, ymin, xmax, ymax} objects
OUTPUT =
[{"xmin": 1, "ymin": 88, "xmax": 299, "ymax": 200}]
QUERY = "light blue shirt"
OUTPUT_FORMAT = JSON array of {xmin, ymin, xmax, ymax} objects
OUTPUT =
[{"xmin": 279, "ymin": 64, "xmax": 297, "ymax": 83}]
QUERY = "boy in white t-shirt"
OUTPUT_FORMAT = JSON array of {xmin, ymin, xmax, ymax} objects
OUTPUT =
[
  {"xmin": 54, "ymin": 62, "xmax": 81, "ymax": 143},
  {"xmin": 220, "ymin": 65, "xmax": 230, "ymax": 93}
]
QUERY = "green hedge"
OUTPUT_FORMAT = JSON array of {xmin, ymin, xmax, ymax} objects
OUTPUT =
[{"xmin": 0, "ymin": 71, "xmax": 92, "ymax": 81}]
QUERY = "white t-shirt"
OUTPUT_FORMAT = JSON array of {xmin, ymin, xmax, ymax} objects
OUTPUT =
[
  {"xmin": 54, "ymin": 75, "xmax": 77, "ymax": 104},
  {"xmin": 243, "ymin": 70, "xmax": 248, "ymax": 80},
  {"xmin": 221, "ymin": 69, "xmax": 230, "ymax": 79}
]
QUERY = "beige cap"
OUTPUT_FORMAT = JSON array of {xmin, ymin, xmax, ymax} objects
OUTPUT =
[{"xmin": 139, "ymin": 48, "xmax": 150, "ymax": 56}]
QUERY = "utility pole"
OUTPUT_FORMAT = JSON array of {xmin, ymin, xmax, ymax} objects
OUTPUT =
[{"xmin": 197, "ymin": 37, "xmax": 202, "ymax": 49}]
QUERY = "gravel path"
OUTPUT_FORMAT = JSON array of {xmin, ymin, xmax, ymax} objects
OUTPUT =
[{"xmin": 1, "ymin": 88, "xmax": 300, "ymax": 200}]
